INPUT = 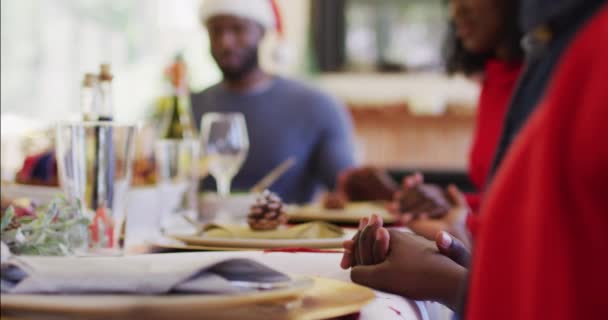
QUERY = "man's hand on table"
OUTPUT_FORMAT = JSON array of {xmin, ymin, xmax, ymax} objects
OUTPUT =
[
  {"xmin": 391, "ymin": 174, "xmax": 472, "ymax": 249},
  {"xmin": 336, "ymin": 168, "xmax": 471, "ymax": 246},
  {"xmin": 391, "ymin": 173, "xmax": 451, "ymax": 220},
  {"xmin": 340, "ymin": 214, "xmax": 470, "ymax": 311},
  {"xmin": 336, "ymin": 166, "xmax": 398, "ymax": 202}
]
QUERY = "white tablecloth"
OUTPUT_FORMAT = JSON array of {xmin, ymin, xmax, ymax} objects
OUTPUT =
[
  {"xmin": 125, "ymin": 251, "xmax": 425, "ymax": 320},
  {"xmin": 125, "ymin": 188, "xmax": 453, "ymax": 320}
]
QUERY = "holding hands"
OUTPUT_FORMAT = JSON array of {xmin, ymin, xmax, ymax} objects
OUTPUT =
[
  {"xmin": 336, "ymin": 169, "xmax": 473, "ymax": 309},
  {"xmin": 340, "ymin": 214, "xmax": 469, "ymax": 310}
]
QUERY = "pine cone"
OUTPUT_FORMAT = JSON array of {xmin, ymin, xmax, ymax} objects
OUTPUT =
[{"xmin": 247, "ymin": 190, "xmax": 288, "ymax": 231}]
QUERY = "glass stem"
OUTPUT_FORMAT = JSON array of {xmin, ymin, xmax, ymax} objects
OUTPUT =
[{"xmin": 217, "ymin": 176, "xmax": 231, "ymax": 197}]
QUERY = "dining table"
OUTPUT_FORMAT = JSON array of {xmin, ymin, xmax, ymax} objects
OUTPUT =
[
  {"xmin": 127, "ymin": 250, "xmax": 451, "ymax": 320},
  {"xmin": 1, "ymin": 186, "xmax": 453, "ymax": 320},
  {"xmin": 122, "ymin": 188, "xmax": 454, "ymax": 320}
]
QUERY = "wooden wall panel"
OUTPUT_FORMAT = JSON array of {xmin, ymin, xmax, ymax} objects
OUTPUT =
[{"xmin": 348, "ymin": 105, "xmax": 475, "ymax": 170}]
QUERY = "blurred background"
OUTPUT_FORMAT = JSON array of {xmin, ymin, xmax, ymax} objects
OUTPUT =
[{"xmin": 1, "ymin": 0, "xmax": 479, "ymax": 185}]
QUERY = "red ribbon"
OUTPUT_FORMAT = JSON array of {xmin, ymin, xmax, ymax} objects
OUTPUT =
[
  {"xmin": 89, "ymin": 206, "xmax": 114, "ymax": 247},
  {"xmin": 263, "ymin": 247, "xmax": 343, "ymax": 254}
]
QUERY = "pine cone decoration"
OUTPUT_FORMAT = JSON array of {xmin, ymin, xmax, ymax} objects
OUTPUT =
[{"xmin": 248, "ymin": 190, "xmax": 288, "ymax": 231}]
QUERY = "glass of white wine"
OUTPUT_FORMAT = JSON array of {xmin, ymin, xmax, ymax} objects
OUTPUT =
[{"xmin": 200, "ymin": 112, "xmax": 249, "ymax": 197}]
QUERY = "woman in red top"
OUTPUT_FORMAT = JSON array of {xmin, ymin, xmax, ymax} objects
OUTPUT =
[
  {"xmin": 342, "ymin": 2, "xmax": 608, "ymax": 318},
  {"xmin": 465, "ymin": 61, "xmax": 522, "ymax": 211},
  {"xmin": 338, "ymin": 0, "xmax": 523, "ymax": 221},
  {"xmin": 387, "ymin": 0, "xmax": 525, "ymax": 244},
  {"xmin": 443, "ymin": 0, "xmax": 523, "ymax": 212},
  {"xmin": 338, "ymin": 0, "xmax": 525, "ymax": 248}
]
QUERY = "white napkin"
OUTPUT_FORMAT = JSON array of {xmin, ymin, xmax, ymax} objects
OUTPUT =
[{"xmin": 1, "ymin": 255, "xmax": 289, "ymax": 295}]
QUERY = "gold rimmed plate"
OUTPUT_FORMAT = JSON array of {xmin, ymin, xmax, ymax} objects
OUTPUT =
[
  {"xmin": 170, "ymin": 232, "xmax": 352, "ymax": 250},
  {"xmin": 1, "ymin": 276, "xmax": 314, "ymax": 320},
  {"xmin": 287, "ymin": 202, "xmax": 396, "ymax": 225},
  {"xmin": 168, "ymin": 222, "xmax": 353, "ymax": 250},
  {"xmin": 1, "ymin": 276, "xmax": 375, "ymax": 320}
]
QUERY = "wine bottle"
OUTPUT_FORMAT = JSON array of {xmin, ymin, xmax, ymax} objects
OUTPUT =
[
  {"xmin": 81, "ymin": 73, "xmax": 97, "ymax": 121},
  {"xmin": 91, "ymin": 64, "xmax": 115, "ymax": 209},
  {"xmin": 96, "ymin": 63, "xmax": 114, "ymax": 122},
  {"xmin": 160, "ymin": 54, "xmax": 195, "ymax": 139}
]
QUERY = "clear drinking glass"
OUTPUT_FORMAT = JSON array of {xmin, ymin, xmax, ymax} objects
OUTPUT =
[
  {"xmin": 56, "ymin": 121, "xmax": 136, "ymax": 255},
  {"xmin": 200, "ymin": 113, "xmax": 249, "ymax": 196},
  {"xmin": 155, "ymin": 139, "xmax": 200, "ymax": 232}
]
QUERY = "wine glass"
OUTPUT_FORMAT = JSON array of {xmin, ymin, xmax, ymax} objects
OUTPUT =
[
  {"xmin": 200, "ymin": 112, "xmax": 249, "ymax": 197},
  {"xmin": 155, "ymin": 139, "xmax": 200, "ymax": 232}
]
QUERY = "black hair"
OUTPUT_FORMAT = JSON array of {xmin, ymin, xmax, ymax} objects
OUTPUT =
[{"xmin": 443, "ymin": 2, "xmax": 524, "ymax": 75}]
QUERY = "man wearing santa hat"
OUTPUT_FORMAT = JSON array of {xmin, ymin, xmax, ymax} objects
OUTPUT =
[{"xmin": 192, "ymin": 0, "xmax": 356, "ymax": 203}]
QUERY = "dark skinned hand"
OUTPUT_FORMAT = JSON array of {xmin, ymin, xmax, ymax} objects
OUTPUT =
[
  {"xmin": 403, "ymin": 183, "xmax": 471, "ymax": 249},
  {"xmin": 340, "ymin": 214, "xmax": 390, "ymax": 269},
  {"xmin": 348, "ymin": 228, "xmax": 468, "ymax": 310},
  {"xmin": 390, "ymin": 173, "xmax": 452, "ymax": 220},
  {"xmin": 336, "ymin": 166, "xmax": 399, "ymax": 202},
  {"xmin": 340, "ymin": 215, "xmax": 471, "ymax": 270}
]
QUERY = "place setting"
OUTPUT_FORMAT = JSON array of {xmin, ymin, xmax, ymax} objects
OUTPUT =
[
  {"xmin": 146, "ymin": 113, "xmax": 354, "ymax": 253},
  {"xmin": 168, "ymin": 191, "xmax": 351, "ymax": 251},
  {"xmin": 0, "ymin": 245, "xmax": 375, "ymax": 320}
]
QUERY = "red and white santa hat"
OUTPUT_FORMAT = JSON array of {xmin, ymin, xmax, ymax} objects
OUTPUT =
[
  {"xmin": 200, "ymin": 0, "xmax": 283, "ymax": 36},
  {"xmin": 200, "ymin": 0, "xmax": 290, "ymax": 65}
]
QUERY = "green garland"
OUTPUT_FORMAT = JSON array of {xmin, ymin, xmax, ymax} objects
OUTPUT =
[{"xmin": 1, "ymin": 197, "xmax": 91, "ymax": 256}]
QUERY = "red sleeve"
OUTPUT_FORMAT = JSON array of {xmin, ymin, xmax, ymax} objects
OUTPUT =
[{"xmin": 468, "ymin": 61, "xmax": 522, "ymax": 190}]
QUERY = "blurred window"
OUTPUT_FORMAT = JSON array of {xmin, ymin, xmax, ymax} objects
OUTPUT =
[
  {"xmin": 0, "ymin": 0, "xmax": 221, "ymax": 123},
  {"xmin": 312, "ymin": 0, "xmax": 448, "ymax": 72}
]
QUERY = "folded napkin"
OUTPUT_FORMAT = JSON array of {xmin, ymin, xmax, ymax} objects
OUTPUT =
[
  {"xmin": 201, "ymin": 222, "xmax": 344, "ymax": 239},
  {"xmin": 1, "ymin": 256, "xmax": 288, "ymax": 295}
]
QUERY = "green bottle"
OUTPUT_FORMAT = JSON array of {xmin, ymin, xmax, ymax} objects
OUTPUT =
[{"xmin": 161, "ymin": 54, "xmax": 195, "ymax": 140}]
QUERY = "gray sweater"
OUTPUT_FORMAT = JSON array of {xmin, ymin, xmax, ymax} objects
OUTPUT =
[{"xmin": 191, "ymin": 77, "xmax": 356, "ymax": 203}]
